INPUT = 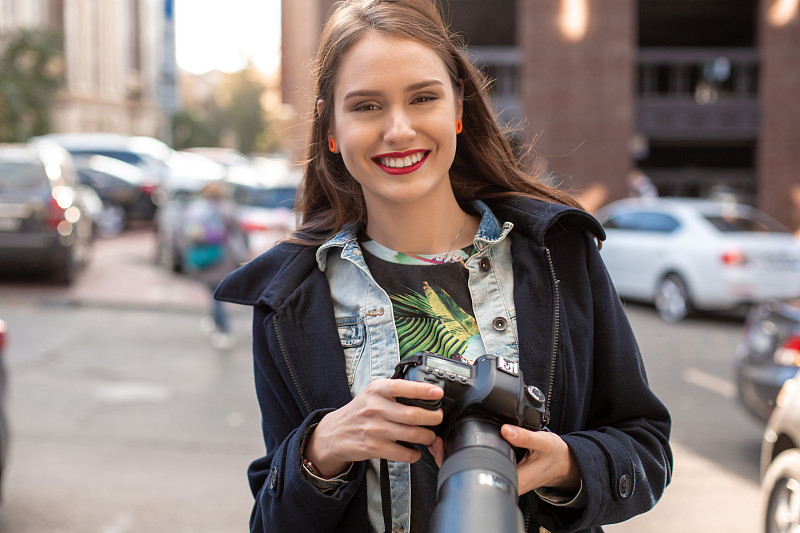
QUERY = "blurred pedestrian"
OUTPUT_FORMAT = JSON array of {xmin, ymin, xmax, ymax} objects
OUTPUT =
[
  {"xmin": 215, "ymin": 0, "xmax": 672, "ymax": 531},
  {"xmin": 182, "ymin": 180, "xmax": 247, "ymax": 350}
]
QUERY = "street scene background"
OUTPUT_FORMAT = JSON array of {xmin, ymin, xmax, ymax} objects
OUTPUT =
[
  {"xmin": 0, "ymin": 225, "xmax": 764, "ymax": 532},
  {"xmin": 2, "ymin": 0, "xmax": 798, "ymax": 531}
]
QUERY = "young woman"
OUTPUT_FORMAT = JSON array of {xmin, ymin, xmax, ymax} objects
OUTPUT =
[{"xmin": 215, "ymin": 0, "xmax": 672, "ymax": 531}]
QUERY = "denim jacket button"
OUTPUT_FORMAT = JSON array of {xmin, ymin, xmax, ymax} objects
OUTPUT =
[
  {"xmin": 492, "ymin": 317, "xmax": 508, "ymax": 331},
  {"xmin": 479, "ymin": 257, "xmax": 492, "ymax": 272}
]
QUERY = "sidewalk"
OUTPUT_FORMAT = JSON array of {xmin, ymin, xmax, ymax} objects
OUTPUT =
[{"xmin": 0, "ymin": 226, "xmax": 212, "ymax": 313}]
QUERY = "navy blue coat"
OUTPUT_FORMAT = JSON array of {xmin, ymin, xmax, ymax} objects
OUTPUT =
[{"xmin": 215, "ymin": 197, "xmax": 673, "ymax": 533}]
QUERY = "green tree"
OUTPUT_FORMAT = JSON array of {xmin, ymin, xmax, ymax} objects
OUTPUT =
[
  {"xmin": 217, "ymin": 63, "xmax": 267, "ymax": 155},
  {"xmin": 172, "ymin": 107, "xmax": 223, "ymax": 150},
  {"xmin": 0, "ymin": 28, "xmax": 63, "ymax": 142}
]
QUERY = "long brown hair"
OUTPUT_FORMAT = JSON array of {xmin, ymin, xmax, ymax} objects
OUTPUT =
[{"xmin": 289, "ymin": 0, "xmax": 582, "ymax": 245}]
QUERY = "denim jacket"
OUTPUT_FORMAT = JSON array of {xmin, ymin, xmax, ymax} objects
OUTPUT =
[
  {"xmin": 317, "ymin": 202, "xmax": 519, "ymax": 531},
  {"xmin": 215, "ymin": 196, "xmax": 673, "ymax": 533}
]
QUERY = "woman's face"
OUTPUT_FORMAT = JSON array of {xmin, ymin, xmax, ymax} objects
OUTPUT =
[{"xmin": 327, "ymin": 31, "xmax": 462, "ymax": 213}]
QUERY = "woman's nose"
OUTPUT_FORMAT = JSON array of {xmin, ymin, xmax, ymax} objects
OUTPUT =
[{"xmin": 383, "ymin": 110, "xmax": 415, "ymax": 144}]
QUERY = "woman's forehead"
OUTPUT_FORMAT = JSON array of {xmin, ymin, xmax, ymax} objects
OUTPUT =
[{"xmin": 333, "ymin": 31, "xmax": 452, "ymax": 99}]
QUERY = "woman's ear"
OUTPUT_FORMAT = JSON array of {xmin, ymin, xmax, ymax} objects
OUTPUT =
[{"xmin": 317, "ymin": 98, "xmax": 335, "ymax": 140}]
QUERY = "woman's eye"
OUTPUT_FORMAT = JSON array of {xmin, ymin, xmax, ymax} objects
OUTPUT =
[
  {"xmin": 353, "ymin": 103, "xmax": 379, "ymax": 112},
  {"xmin": 414, "ymin": 95, "xmax": 438, "ymax": 104}
]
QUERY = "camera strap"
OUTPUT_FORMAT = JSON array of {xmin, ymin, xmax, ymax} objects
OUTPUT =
[
  {"xmin": 380, "ymin": 458, "xmax": 392, "ymax": 533},
  {"xmin": 381, "ymin": 355, "xmax": 421, "ymax": 533},
  {"xmin": 390, "ymin": 355, "xmax": 422, "ymax": 379}
]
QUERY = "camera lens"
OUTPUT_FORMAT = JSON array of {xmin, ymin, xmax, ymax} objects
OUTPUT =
[{"xmin": 430, "ymin": 416, "xmax": 524, "ymax": 533}]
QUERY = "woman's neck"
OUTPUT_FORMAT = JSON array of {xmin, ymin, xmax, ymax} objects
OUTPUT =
[{"xmin": 364, "ymin": 200, "xmax": 478, "ymax": 255}]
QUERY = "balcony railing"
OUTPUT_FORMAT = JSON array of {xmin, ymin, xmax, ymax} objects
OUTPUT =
[
  {"xmin": 637, "ymin": 48, "xmax": 759, "ymax": 140},
  {"xmin": 468, "ymin": 46, "xmax": 760, "ymax": 141}
]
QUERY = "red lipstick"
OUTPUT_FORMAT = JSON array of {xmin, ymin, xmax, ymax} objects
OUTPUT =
[{"xmin": 371, "ymin": 150, "xmax": 429, "ymax": 175}]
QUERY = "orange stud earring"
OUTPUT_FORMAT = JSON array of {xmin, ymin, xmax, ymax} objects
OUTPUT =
[
  {"xmin": 328, "ymin": 137, "xmax": 337, "ymax": 153},
  {"xmin": 455, "ymin": 119, "xmax": 463, "ymax": 134}
]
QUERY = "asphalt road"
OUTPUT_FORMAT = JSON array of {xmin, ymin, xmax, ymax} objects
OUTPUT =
[{"xmin": 0, "ymin": 228, "xmax": 764, "ymax": 532}]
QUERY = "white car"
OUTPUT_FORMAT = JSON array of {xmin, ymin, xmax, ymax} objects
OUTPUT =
[{"xmin": 595, "ymin": 197, "xmax": 800, "ymax": 322}]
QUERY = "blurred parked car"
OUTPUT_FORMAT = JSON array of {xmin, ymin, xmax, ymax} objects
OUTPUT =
[
  {"xmin": 595, "ymin": 197, "xmax": 800, "ymax": 322},
  {"xmin": 181, "ymin": 147, "xmax": 253, "ymax": 168},
  {"xmin": 231, "ymin": 181, "xmax": 298, "ymax": 257},
  {"xmin": 31, "ymin": 132, "xmax": 173, "ymax": 202},
  {"xmin": 0, "ymin": 318, "xmax": 8, "ymax": 504},
  {"xmin": 0, "ymin": 142, "xmax": 94, "ymax": 284},
  {"xmin": 72, "ymin": 154, "xmax": 158, "ymax": 236},
  {"xmin": 735, "ymin": 298, "xmax": 800, "ymax": 423},
  {"xmin": 760, "ymin": 369, "xmax": 800, "ymax": 533}
]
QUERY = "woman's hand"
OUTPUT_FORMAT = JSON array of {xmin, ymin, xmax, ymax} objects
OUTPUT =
[
  {"xmin": 500, "ymin": 424, "xmax": 580, "ymax": 496},
  {"xmin": 303, "ymin": 378, "xmax": 444, "ymax": 477}
]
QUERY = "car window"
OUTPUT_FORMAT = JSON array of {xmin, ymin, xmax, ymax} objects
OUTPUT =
[
  {"xmin": 704, "ymin": 214, "xmax": 789, "ymax": 233},
  {"xmin": 70, "ymin": 150, "xmax": 145, "ymax": 167},
  {"xmin": 0, "ymin": 161, "xmax": 48, "ymax": 192},
  {"xmin": 603, "ymin": 211, "xmax": 680, "ymax": 233}
]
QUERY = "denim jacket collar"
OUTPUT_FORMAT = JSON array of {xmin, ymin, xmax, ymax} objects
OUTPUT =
[
  {"xmin": 315, "ymin": 200, "xmax": 514, "ymax": 272},
  {"xmin": 316, "ymin": 222, "xmax": 361, "ymax": 272}
]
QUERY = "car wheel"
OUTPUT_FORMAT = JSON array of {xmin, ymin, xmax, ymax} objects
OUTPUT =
[
  {"xmin": 96, "ymin": 202, "xmax": 127, "ymax": 237},
  {"xmin": 51, "ymin": 246, "xmax": 76, "ymax": 285},
  {"xmin": 655, "ymin": 273, "xmax": 692, "ymax": 322},
  {"xmin": 762, "ymin": 449, "xmax": 800, "ymax": 533}
]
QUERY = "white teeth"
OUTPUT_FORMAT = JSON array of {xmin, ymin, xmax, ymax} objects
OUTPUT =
[{"xmin": 379, "ymin": 152, "xmax": 424, "ymax": 168}]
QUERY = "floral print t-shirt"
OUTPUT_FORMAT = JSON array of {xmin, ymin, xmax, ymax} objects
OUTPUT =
[{"xmin": 360, "ymin": 236, "xmax": 486, "ymax": 364}]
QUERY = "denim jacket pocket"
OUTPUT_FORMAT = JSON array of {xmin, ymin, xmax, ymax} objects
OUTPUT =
[{"xmin": 336, "ymin": 317, "xmax": 366, "ymax": 387}]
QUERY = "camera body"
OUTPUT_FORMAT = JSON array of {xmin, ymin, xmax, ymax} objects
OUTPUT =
[{"xmin": 395, "ymin": 351, "xmax": 546, "ymax": 437}]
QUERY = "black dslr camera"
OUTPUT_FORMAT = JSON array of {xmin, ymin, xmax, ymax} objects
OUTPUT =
[{"xmin": 394, "ymin": 351, "xmax": 547, "ymax": 533}]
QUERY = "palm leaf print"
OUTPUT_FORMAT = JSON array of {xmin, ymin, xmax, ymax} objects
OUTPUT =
[
  {"xmin": 422, "ymin": 282, "xmax": 479, "ymax": 342},
  {"xmin": 391, "ymin": 284, "xmax": 479, "ymax": 360}
]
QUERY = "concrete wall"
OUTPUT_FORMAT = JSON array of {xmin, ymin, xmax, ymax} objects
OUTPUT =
[
  {"xmin": 757, "ymin": 0, "xmax": 800, "ymax": 231},
  {"xmin": 280, "ymin": 0, "xmax": 323, "ymax": 163},
  {"xmin": 519, "ymin": 0, "xmax": 636, "ymax": 209}
]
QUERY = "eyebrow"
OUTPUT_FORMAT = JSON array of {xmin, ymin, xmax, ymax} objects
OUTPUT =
[{"xmin": 343, "ymin": 79, "xmax": 445, "ymax": 101}]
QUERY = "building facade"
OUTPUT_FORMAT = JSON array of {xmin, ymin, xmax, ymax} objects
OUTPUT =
[
  {"xmin": 0, "ymin": 0, "xmax": 174, "ymax": 139},
  {"xmin": 280, "ymin": 0, "xmax": 800, "ymax": 230}
]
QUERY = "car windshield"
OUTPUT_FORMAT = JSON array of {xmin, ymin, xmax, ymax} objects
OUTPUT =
[
  {"xmin": 70, "ymin": 150, "xmax": 145, "ymax": 167},
  {"xmin": 704, "ymin": 213, "xmax": 789, "ymax": 233},
  {"xmin": 234, "ymin": 186, "xmax": 296, "ymax": 210},
  {"xmin": 0, "ymin": 161, "xmax": 47, "ymax": 192}
]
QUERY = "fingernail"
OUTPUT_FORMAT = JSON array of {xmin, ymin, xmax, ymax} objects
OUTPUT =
[
  {"xmin": 505, "ymin": 426, "xmax": 517, "ymax": 438},
  {"xmin": 429, "ymin": 387, "xmax": 441, "ymax": 397}
]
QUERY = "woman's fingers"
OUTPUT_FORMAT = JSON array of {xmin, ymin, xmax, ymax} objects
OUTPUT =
[
  {"xmin": 500, "ymin": 424, "xmax": 580, "ymax": 495},
  {"xmin": 427, "ymin": 436, "xmax": 444, "ymax": 467},
  {"xmin": 307, "ymin": 379, "xmax": 444, "ymax": 468},
  {"xmin": 380, "ymin": 378, "xmax": 444, "ymax": 402},
  {"xmin": 500, "ymin": 424, "xmax": 553, "ymax": 451},
  {"xmin": 366, "ymin": 378, "xmax": 444, "ymax": 426}
]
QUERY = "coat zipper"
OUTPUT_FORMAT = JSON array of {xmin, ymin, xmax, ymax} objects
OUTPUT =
[
  {"xmin": 272, "ymin": 316, "xmax": 312, "ymax": 415},
  {"xmin": 543, "ymin": 247, "xmax": 560, "ymax": 427}
]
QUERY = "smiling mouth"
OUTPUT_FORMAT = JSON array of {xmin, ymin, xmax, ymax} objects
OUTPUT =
[{"xmin": 372, "ymin": 150, "xmax": 429, "ymax": 171}]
